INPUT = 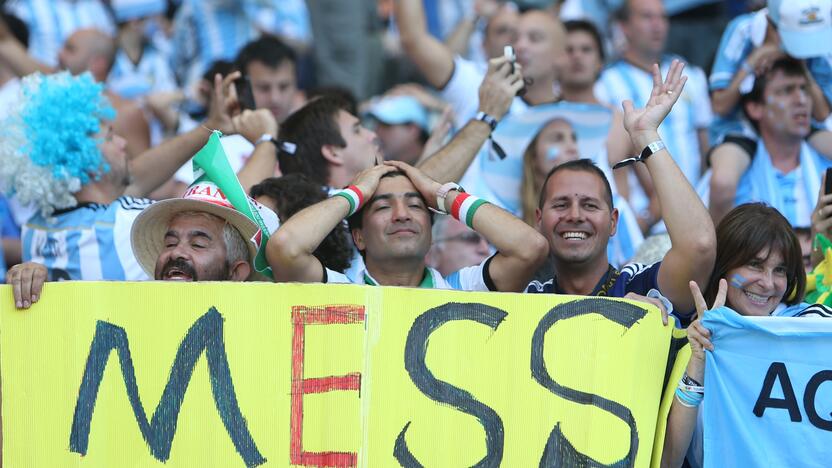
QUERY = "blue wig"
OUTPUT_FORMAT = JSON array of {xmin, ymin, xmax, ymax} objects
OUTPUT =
[{"xmin": 0, "ymin": 72, "xmax": 115, "ymax": 218}]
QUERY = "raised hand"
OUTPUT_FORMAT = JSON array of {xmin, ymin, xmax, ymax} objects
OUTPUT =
[
  {"xmin": 205, "ymin": 71, "xmax": 242, "ymax": 135},
  {"xmin": 232, "ymin": 109, "xmax": 279, "ymax": 145},
  {"xmin": 687, "ymin": 279, "xmax": 726, "ymax": 362},
  {"xmin": 622, "ymin": 59, "xmax": 687, "ymax": 140},
  {"xmin": 478, "ymin": 56, "xmax": 524, "ymax": 121}
]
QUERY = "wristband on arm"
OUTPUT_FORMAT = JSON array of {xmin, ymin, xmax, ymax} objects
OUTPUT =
[
  {"xmin": 332, "ymin": 185, "xmax": 365, "ymax": 217},
  {"xmin": 450, "ymin": 192, "xmax": 488, "ymax": 229}
]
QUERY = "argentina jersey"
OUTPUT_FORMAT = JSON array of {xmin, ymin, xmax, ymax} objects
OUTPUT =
[
  {"xmin": 107, "ymin": 46, "xmax": 177, "ymax": 100},
  {"xmin": 696, "ymin": 141, "xmax": 832, "ymax": 227},
  {"xmin": 460, "ymin": 101, "xmax": 616, "ymax": 215},
  {"xmin": 595, "ymin": 56, "xmax": 712, "ymax": 188},
  {"xmin": 22, "ymin": 197, "xmax": 152, "ymax": 281},
  {"xmin": 7, "ymin": 0, "xmax": 116, "ymax": 67}
]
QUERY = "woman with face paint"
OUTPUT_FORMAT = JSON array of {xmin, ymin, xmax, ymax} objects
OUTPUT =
[
  {"xmin": 661, "ymin": 202, "xmax": 832, "ymax": 468},
  {"xmin": 520, "ymin": 118, "xmax": 644, "ymax": 267}
]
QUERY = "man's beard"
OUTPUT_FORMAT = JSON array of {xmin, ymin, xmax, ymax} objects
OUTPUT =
[{"xmin": 156, "ymin": 258, "xmax": 230, "ymax": 281}]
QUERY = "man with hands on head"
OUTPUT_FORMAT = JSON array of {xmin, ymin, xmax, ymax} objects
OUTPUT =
[{"xmin": 267, "ymin": 161, "xmax": 548, "ymax": 291}]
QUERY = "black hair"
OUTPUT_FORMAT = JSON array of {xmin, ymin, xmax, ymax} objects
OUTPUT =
[
  {"xmin": 234, "ymin": 34, "xmax": 297, "ymax": 75},
  {"xmin": 538, "ymin": 158, "xmax": 614, "ymax": 210},
  {"xmin": 277, "ymin": 96, "xmax": 352, "ymax": 186},
  {"xmin": 741, "ymin": 56, "xmax": 807, "ymax": 131},
  {"xmin": 1, "ymin": 12, "xmax": 29, "ymax": 47},
  {"xmin": 564, "ymin": 19, "xmax": 605, "ymax": 62},
  {"xmin": 250, "ymin": 174, "xmax": 353, "ymax": 272},
  {"xmin": 346, "ymin": 170, "xmax": 434, "ymax": 233}
]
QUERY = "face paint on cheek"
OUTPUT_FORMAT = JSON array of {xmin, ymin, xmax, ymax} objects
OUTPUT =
[
  {"xmin": 729, "ymin": 273, "xmax": 748, "ymax": 289},
  {"xmin": 546, "ymin": 146, "xmax": 561, "ymax": 161}
]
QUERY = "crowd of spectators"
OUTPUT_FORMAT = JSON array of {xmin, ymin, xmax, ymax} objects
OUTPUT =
[{"xmin": 2, "ymin": 0, "xmax": 832, "ymax": 466}]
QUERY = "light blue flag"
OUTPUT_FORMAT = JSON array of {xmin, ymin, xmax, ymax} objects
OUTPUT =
[{"xmin": 702, "ymin": 307, "xmax": 832, "ymax": 467}]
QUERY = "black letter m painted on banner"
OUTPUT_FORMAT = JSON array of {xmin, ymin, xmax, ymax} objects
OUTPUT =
[{"xmin": 68, "ymin": 308, "xmax": 266, "ymax": 467}]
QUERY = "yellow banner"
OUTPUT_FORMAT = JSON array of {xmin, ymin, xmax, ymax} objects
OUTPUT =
[{"xmin": 0, "ymin": 282, "xmax": 686, "ymax": 467}]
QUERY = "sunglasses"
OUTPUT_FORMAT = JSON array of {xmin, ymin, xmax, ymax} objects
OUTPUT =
[{"xmin": 435, "ymin": 232, "xmax": 486, "ymax": 245}]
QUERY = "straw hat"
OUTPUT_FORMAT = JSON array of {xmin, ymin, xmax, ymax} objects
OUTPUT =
[{"xmin": 131, "ymin": 180, "xmax": 279, "ymax": 281}]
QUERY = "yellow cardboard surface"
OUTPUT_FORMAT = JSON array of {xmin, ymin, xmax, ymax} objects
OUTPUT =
[{"xmin": 0, "ymin": 282, "xmax": 682, "ymax": 467}]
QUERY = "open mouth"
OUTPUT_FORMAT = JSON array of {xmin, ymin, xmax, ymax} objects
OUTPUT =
[
  {"xmin": 560, "ymin": 231, "xmax": 589, "ymax": 241},
  {"xmin": 160, "ymin": 260, "xmax": 197, "ymax": 282},
  {"xmin": 744, "ymin": 290, "xmax": 771, "ymax": 305}
]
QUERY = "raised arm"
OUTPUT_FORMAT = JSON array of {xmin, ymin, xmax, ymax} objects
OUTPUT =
[
  {"xmin": 622, "ymin": 60, "xmax": 717, "ymax": 313},
  {"xmin": 394, "ymin": 0, "xmax": 456, "ymax": 88},
  {"xmin": 0, "ymin": 19, "xmax": 53, "ymax": 77},
  {"xmin": 232, "ymin": 109, "xmax": 280, "ymax": 193},
  {"xmin": 418, "ymin": 56, "xmax": 521, "ymax": 182},
  {"xmin": 388, "ymin": 160, "xmax": 548, "ymax": 292},
  {"xmin": 124, "ymin": 73, "xmax": 239, "ymax": 197},
  {"xmin": 267, "ymin": 165, "xmax": 396, "ymax": 282},
  {"xmin": 661, "ymin": 280, "xmax": 724, "ymax": 468}
]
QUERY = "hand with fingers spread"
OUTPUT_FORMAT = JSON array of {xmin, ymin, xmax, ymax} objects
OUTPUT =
[
  {"xmin": 622, "ymin": 59, "xmax": 688, "ymax": 145},
  {"xmin": 204, "ymin": 71, "xmax": 242, "ymax": 135},
  {"xmin": 624, "ymin": 292, "xmax": 670, "ymax": 326},
  {"xmin": 6, "ymin": 262, "xmax": 48, "ymax": 310},
  {"xmin": 384, "ymin": 160, "xmax": 442, "ymax": 209},
  {"xmin": 478, "ymin": 56, "xmax": 524, "ymax": 121},
  {"xmin": 687, "ymin": 279, "xmax": 726, "ymax": 364}
]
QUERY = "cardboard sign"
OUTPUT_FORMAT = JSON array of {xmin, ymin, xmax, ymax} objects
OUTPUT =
[{"xmin": 0, "ymin": 282, "xmax": 685, "ymax": 467}]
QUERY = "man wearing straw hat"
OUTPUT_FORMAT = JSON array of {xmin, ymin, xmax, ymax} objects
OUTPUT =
[{"xmin": 7, "ymin": 174, "xmax": 279, "ymax": 308}]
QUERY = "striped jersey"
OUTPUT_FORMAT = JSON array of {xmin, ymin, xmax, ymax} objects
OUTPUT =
[
  {"xmin": 595, "ymin": 56, "xmax": 712, "ymax": 211},
  {"xmin": 710, "ymin": 10, "xmax": 832, "ymax": 142},
  {"xmin": 7, "ymin": 0, "xmax": 115, "ymax": 67},
  {"xmin": 697, "ymin": 140, "xmax": 832, "ymax": 228},
  {"xmin": 460, "ymin": 100, "xmax": 617, "ymax": 214},
  {"xmin": 107, "ymin": 45, "xmax": 177, "ymax": 100},
  {"xmin": 171, "ymin": 0, "xmax": 311, "ymax": 87},
  {"xmin": 22, "ymin": 196, "xmax": 152, "ymax": 281}
]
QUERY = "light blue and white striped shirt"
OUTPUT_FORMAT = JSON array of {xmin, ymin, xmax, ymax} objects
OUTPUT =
[
  {"xmin": 697, "ymin": 140, "xmax": 832, "ymax": 228},
  {"xmin": 6, "ymin": 0, "xmax": 115, "ymax": 67},
  {"xmin": 107, "ymin": 45, "xmax": 177, "ymax": 100},
  {"xmin": 460, "ymin": 101, "xmax": 617, "ymax": 214},
  {"xmin": 171, "ymin": 0, "xmax": 311, "ymax": 87},
  {"xmin": 595, "ymin": 55, "xmax": 713, "ymax": 213},
  {"xmin": 709, "ymin": 9, "xmax": 832, "ymax": 142},
  {"xmin": 22, "ymin": 196, "xmax": 152, "ymax": 281}
]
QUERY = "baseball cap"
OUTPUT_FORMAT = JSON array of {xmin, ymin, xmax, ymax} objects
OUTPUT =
[
  {"xmin": 111, "ymin": 0, "xmax": 166, "ymax": 23},
  {"xmin": 365, "ymin": 96, "xmax": 430, "ymax": 131},
  {"xmin": 131, "ymin": 180, "xmax": 280, "ymax": 281},
  {"xmin": 769, "ymin": 0, "xmax": 832, "ymax": 58}
]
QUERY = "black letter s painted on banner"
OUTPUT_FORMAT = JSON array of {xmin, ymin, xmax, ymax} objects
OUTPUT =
[
  {"xmin": 395, "ymin": 302, "xmax": 507, "ymax": 468},
  {"xmin": 532, "ymin": 298, "xmax": 646, "ymax": 468}
]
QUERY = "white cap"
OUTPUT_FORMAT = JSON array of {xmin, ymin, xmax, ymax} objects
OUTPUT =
[{"xmin": 769, "ymin": 0, "xmax": 832, "ymax": 58}]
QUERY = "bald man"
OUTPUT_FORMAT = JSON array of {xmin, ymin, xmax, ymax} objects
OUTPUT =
[{"xmin": 0, "ymin": 27, "xmax": 150, "ymax": 157}]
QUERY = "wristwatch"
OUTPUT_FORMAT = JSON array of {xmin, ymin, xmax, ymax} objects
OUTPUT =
[
  {"xmin": 435, "ymin": 182, "xmax": 464, "ymax": 214},
  {"xmin": 475, "ymin": 112, "xmax": 498, "ymax": 132},
  {"xmin": 639, "ymin": 140, "xmax": 666, "ymax": 162},
  {"xmin": 255, "ymin": 133, "xmax": 278, "ymax": 149}
]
